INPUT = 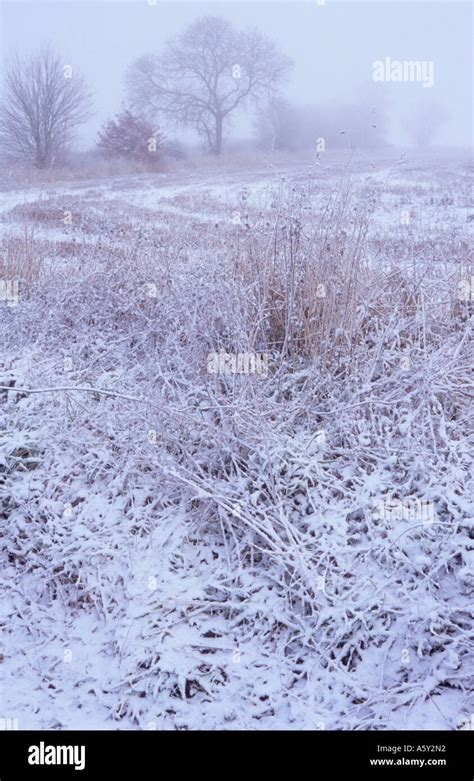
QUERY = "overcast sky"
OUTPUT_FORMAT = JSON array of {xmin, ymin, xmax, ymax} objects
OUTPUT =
[{"xmin": 0, "ymin": 0, "xmax": 472, "ymax": 149}]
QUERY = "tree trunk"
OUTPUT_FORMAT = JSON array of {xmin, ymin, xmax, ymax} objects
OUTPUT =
[{"xmin": 214, "ymin": 114, "xmax": 223, "ymax": 155}]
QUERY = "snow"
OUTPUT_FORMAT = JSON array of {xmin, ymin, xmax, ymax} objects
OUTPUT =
[{"xmin": 1, "ymin": 151, "xmax": 473, "ymax": 730}]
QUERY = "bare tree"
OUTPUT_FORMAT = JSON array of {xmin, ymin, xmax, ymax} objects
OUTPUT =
[
  {"xmin": 0, "ymin": 45, "xmax": 92, "ymax": 168},
  {"xmin": 403, "ymin": 100, "xmax": 448, "ymax": 149},
  {"xmin": 127, "ymin": 16, "xmax": 292, "ymax": 155},
  {"xmin": 254, "ymin": 97, "xmax": 300, "ymax": 152}
]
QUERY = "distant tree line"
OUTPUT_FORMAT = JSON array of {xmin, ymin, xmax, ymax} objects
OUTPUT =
[
  {"xmin": 254, "ymin": 95, "xmax": 388, "ymax": 153},
  {"xmin": 0, "ymin": 17, "xmax": 449, "ymax": 169}
]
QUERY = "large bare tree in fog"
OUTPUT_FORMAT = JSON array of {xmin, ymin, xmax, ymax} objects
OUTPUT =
[
  {"xmin": 0, "ymin": 46, "xmax": 91, "ymax": 168},
  {"xmin": 127, "ymin": 16, "xmax": 292, "ymax": 155}
]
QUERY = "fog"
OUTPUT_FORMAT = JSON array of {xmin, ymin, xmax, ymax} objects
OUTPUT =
[
  {"xmin": 1, "ymin": 0, "xmax": 473, "ymax": 744},
  {"xmin": 0, "ymin": 0, "xmax": 472, "ymax": 150}
]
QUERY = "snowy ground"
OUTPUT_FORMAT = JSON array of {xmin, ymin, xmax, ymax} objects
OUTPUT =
[{"xmin": 1, "ymin": 150, "xmax": 473, "ymax": 730}]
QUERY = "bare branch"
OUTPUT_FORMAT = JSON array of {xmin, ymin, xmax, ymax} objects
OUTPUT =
[
  {"xmin": 127, "ymin": 16, "xmax": 292, "ymax": 155},
  {"xmin": 0, "ymin": 44, "xmax": 92, "ymax": 168}
]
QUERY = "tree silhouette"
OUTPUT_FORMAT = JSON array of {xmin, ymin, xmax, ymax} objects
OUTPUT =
[
  {"xmin": 127, "ymin": 16, "xmax": 292, "ymax": 155},
  {"xmin": 97, "ymin": 109, "xmax": 164, "ymax": 162},
  {"xmin": 0, "ymin": 45, "xmax": 91, "ymax": 168}
]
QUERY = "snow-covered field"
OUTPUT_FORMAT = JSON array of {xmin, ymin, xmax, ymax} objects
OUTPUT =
[{"xmin": 1, "ymin": 150, "xmax": 473, "ymax": 730}]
